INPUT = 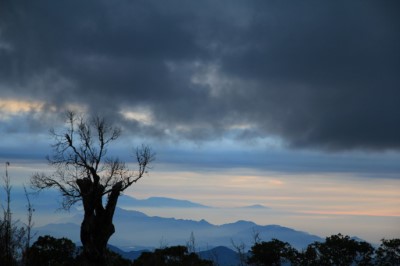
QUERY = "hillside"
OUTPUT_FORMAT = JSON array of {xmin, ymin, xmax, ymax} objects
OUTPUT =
[{"xmin": 35, "ymin": 207, "xmax": 322, "ymax": 251}]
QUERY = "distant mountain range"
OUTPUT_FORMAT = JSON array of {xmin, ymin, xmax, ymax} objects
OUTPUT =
[
  {"xmin": 9, "ymin": 188, "xmax": 210, "ymax": 210},
  {"xmin": 26, "ymin": 191, "xmax": 324, "ymax": 265},
  {"xmin": 35, "ymin": 206, "xmax": 323, "ymax": 252},
  {"xmin": 10, "ymin": 187, "xmax": 269, "ymax": 211},
  {"xmin": 118, "ymin": 195, "xmax": 210, "ymax": 208},
  {"xmin": 7, "ymin": 187, "xmax": 367, "ymax": 265},
  {"xmin": 12, "ymin": 188, "xmax": 322, "ymax": 252}
]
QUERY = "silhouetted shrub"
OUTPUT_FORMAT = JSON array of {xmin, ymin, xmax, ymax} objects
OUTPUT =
[{"xmin": 133, "ymin": 245, "xmax": 212, "ymax": 266}]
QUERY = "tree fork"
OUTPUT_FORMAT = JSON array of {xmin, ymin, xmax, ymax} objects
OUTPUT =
[{"xmin": 31, "ymin": 112, "xmax": 154, "ymax": 265}]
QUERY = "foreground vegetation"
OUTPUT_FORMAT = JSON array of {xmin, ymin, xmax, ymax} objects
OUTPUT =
[
  {"xmin": 1, "ymin": 229, "xmax": 399, "ymax": 265},
  {"xmin": 245, "ymin": 235, "xmax": 400, "ymax": 266}
]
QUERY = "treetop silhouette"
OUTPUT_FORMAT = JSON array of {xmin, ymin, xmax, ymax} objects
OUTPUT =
[{"xmin": 31, "ymin": 111, "xmax": 154, "ymax": 265}]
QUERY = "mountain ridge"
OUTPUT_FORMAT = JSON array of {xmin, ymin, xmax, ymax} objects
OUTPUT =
[
  {"xmin": 35, "ymin": 207, "xmax": 323, "ymax": 251},
  {"xmin": 118, "ymin": 195, "xmax": 211, "ymax": 208}
]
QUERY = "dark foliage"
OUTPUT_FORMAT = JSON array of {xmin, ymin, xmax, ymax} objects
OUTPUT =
[
  {"xmin": 247, "ymin": 234, "xmax": 382, "ymax": 266},
  {"xmin": 75, "ymin": 247, "xmax": 133, "ymax": 266},
  {"xmin": 27, "ymin": 235, "xmax": 132, "ymax": 266},
  {"xmin": 375, "ymin": 238, "xmax": 400, "ymax": 266},
  {"xmin": 247, "ymin": 239, "xmax": 299, "ymax": 266},
  {"xmin": 307, "ymin": 234, "xmax": 374, "ymax": 265},
  {"xmin": 0, "ymin": 163, "xmax": 29, "ymax": 266},
  {"xmin": 0, "ymin": 219, "xmax": 26, "ymax": 266},
  {"xmin": 27, "ymin": 235, "xmax": 76, "ymax": 266},
  {"xmin": 132, "ymin": 245, "xmax": 213, "ymax": 266}
]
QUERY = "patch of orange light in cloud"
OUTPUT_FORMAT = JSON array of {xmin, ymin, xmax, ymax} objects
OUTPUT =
[
  {"xmin": 0, "ymin": 99, "xmax": 44, "ymax": 114},
  {"xmin": 269, "ymin": 179, "xmax": 284, "ymax": 186},
  {"xmin": 227, "ymin": 175, "xmax": 285, "ymax": 188},
  {"xmin": 0, "ymin": 99, "xmax": 88, "ymax": 120}
]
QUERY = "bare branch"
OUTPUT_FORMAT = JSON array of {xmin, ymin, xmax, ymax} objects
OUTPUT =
[
  {"xmin": 35, "ymin": 112, "xmax": 155, "ymax": 205},
  {"xmin": 31, "ymin": 172, "xmax": 80, "ymax": 210},
  {"xmin": 30, "ymin": 111, "xmax": 154, "ymax": 263},
  {"xmin": 34, "ymin": 112, "xmax": 154, "ymax": 206},
  {"xmin": 122, "ymin": 145, "xmax": 155, "ymax": 191}
]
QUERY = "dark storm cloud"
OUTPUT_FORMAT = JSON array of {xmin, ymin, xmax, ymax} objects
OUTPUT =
[{"xmin": 1, "ymin": 0, "xmax": 399, "ymax": 150}]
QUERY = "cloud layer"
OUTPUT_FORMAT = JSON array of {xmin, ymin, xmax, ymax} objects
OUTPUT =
[{"xmin": 1, "ymin": 0, "xmax": 399, "ymax": 150}]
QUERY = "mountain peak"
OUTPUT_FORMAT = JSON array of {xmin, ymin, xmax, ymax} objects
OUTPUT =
[
  {"xmin": 241, "ymin": 204, "xmax": 269, "ymax": 209},
  {"xmin": 220, "ymin": 220, "xmax": 257, "ymax": 229},
  {"xmin": 118, "ymin": 195, "xmax": 210, "ymax": 208}
]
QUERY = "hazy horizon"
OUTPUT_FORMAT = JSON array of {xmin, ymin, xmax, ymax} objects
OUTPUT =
[{"xmin": 4, "ymin": 161, "xmax": 399, "ymax": 245}]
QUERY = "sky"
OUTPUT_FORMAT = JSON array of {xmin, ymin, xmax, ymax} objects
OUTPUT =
[{"xmin": 0, "ymin": 0, "xmax": 399, "ymax": 243}]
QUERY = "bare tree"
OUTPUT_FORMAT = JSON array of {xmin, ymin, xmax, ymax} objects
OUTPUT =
[
  {"xmin": 31, "ymin": 112, "xmax": 154, "ymax": 265},
  {"xmin": 23, "ymin": 185, "xmax": 35, "ymax": 266},
  {"xmin": 186, "ymin": 231, "xmax": 197, "ymax": 254},
  {"xmin": 251, "ymin": 227, "xmax": 261, "ymax": 245},
  {"xmin": 1, "ymin": 161, "xmax": 13, "ymax": 265},
  {"xmin": 0, "ymin": 162, "xmax": 26, "ymax": 265},
  {"xmin": 231, "ymin": 239, "xmax": 248, "ymax": 266}
]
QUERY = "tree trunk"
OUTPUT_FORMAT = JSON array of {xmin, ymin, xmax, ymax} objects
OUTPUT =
[
  {"xmin": 77, "ymin": 178, "xmax": 122, "ymax": 266},
  {"xmin": 80, "ymin": 212, "xmax": 115, "ymax": 265}
]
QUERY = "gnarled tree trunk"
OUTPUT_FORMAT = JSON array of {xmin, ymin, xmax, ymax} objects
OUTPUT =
[{"xmin": 77, "ymin": 178, "xmax": 122, "ymax": 265}]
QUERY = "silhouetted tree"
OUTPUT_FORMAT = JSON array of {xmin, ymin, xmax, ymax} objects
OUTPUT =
[
  {"xmin": 22, "ymin": 185, "xmax": 35, "ymax": 266},
  {"xmin": 298, "ymin": 244, "xmax": 319, "ymax": 266},
  {"xmin": 231, "ymin": 239, "xmax": 248, "ymax": 266},
  {"xmin": 186, "ymin": 231, "xmax": 197, "ymax": 254},
  {"xmin": 133, "ymin": 245, "xmax": 212, "ymax": 266},
  {"xmin": 103, "ymin": 249, "xmax": 133, "ymax": 266},
  {"xmin": 75, "ymin": 247, "xmax": 132, "ymax": 266},
  {"xmin": 27, "ymin": 235, "xmax": 76, "ymax": 266},
  {"xmin": 305, "ymin": 234, "xmax": 374, "ymax": 266},
  {"xmin": 375, "ymin": 238, "xmax": 400, "ymax": 266},
  {"xmin": 247, "ymin": 239, "xmax": 298, "ymax": 266},
  {"xmin": 0, "ymin": 162, "xmax": 27, "ymax": 266},
  {"xmin": 31, "ymin": 112, "xmax": 154, "ymax": 265}
]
